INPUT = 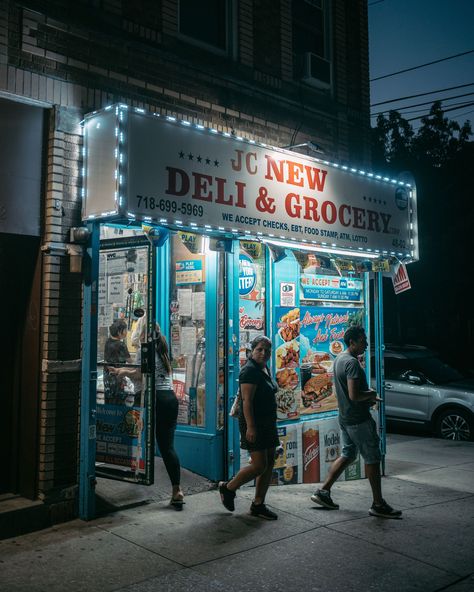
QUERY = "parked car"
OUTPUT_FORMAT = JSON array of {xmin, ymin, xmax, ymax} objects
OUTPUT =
[{"xmin": 371, "ymin": 345, "xmax": 474, "ymax": 441}]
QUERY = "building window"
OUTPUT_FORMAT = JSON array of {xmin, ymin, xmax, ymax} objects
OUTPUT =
[
  {"xmin": 292, "ymin": 0, "xmax": 331, "ymax": 89},
  {"xmin": 254, "ymin": 0, "xmax": 281, "ymax": 78},
  {"xmin": 179, "ymin": 0, "xmax": 228, "ymax": 52}
]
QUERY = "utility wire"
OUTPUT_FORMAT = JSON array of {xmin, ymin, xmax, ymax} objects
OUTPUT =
[
  {"xmin": 405, "ymin": 100, "xmax": 474, "ymax": 117},
  {"xmin": 455, "ymin": 107, "xmax": 474, "ymax": 118},
  {"xmin": 371, "ymin": 49, "xmax": 474, "ymax": 82},
  {"xmin": 368, "ymin": 0, "xmax": 386, "ymax": 6},
  {"xmin": 371, "ymin": 92, "xmax": 474, "ymax": 116},
  {"xmin": 371, "ymin": 82, "xmax": 474, "ymax": 107},
  {"xmin": 373, "ymin": 100, "xmax": 474, "ymax": 118},
  {"xmin": 405, "ymin": 101, "xmax": 474, "ymax": 122}
]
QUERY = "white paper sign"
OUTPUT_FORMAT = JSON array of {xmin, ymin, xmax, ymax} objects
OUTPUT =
[
  {"xmin": 108, "ymin": 275, "xmax": 125, "ymax": 304},
  {"xmin": 106, "ymin": 252, "xmax": 126, "ymax": 274},
  {"xmin": 180, "ymin": 326, "xmax": 196, "ymax": 355},
  {"xmin": 98, "ymin": 277, "xmax": 107, "ymax": 305},
  {"xmin": 177, "ymin": 288, "xmax": 192, "ymax": 317},
  {"xmin": 192, "ymin": 292, "xmax": 206, "ymax": 320},
  {"xmin": 280, "ymin": 282, "xmax": 296, "ymax": 307}
]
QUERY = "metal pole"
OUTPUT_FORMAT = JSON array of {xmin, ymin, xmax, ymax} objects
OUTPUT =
[
  {"xmin": 79, "ymin": 222, "xmax": 99, "ymax": 520},
  {"xmin": 373, "ymin": 272, "xmax": 386, "ymax": 475}
]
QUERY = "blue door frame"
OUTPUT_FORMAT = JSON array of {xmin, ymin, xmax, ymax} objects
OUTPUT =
[
  {"xmin": 373, "ymin": 272, "xmax": 386, "ymax": 474},
  {"xmin": 225, "ymin": 243, "xmax": 241, "ymax": 479},
  {"xmin": 79, "ymin": 222, "xmax": 99, "ymax": 520}
]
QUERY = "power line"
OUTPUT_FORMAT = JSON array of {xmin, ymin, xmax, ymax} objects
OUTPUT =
[
  {"xmin": 370, "ymin": 49, "xmax": 474, "ymax": 82},
  {"xmin": 453, "ymin": 108, "xmax": 474, "ymax": 118},
  {"xmin": 371, "ymin": 92, "xmax": 474, "ymax": 117},
  {"xmin": 371, "ymin": 82, "xmax": 474, "ymax": 107},
  {"xmin": 405, "ymin": 101, "xmax": 474, "ymax": 122},
  {"xmin": 400, "ymin": 100, "xmax": 474, "ymax": 118},
  {"xmin": 368, "ymin": 0, "xmax": 386, "ymax": 6}
]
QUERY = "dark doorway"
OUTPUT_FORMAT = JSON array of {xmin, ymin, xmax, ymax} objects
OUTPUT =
[{"xmin": 0, "ymin": 234, "xmax": 42, "ymax": 496}]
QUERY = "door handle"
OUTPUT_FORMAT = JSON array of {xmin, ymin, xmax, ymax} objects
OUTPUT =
[{"xmin": 385, "ymin": 383, "xmax": 393, "ymax": 390}]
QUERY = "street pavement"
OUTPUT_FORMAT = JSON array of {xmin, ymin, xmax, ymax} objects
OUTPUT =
[{"xmin": 1, "ymin": 433, "xmax": 473, "ymax": 592}]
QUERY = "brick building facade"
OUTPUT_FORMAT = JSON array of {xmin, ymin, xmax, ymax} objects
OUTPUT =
[{"xmin": 0, "ymin": 0, "xmax": 371, "ymax": 535}]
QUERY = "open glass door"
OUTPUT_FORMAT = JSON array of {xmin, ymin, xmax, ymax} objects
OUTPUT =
[
  {"xmin": 94, "ymin": 225, "xmax": 155, "ymax": 484},
  {"xmin": 157, "ymin": 231, "xmax": 225, "ymax": 480}
]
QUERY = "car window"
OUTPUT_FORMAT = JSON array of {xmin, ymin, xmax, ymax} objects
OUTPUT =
[
  {"xmin": 384, "ymin": 357, "xmax": 410, "ymax": 380},
  {"xmin": 410, "ymin": 357, "xmax": 464, "ymax": 384}
]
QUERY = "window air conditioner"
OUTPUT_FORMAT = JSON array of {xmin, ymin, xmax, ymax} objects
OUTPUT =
[{"xmin": 302, "ymin": 52, "xmax": 331, "ymax": 89}]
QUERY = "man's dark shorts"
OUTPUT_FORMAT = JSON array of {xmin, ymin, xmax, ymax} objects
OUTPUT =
[{"xmin": 340, "ymin": 417, "xmax": 381, "ymax": 465}]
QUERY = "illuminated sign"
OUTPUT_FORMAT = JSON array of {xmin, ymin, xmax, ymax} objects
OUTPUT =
[{"xmin": 84, "ymin": 106, "xmax": 418, "ymax": 261}]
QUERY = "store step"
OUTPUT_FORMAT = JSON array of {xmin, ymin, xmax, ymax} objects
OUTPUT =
[{"xmin": 0, "ymin": 495, "xmax": 50, "ymax": 540}]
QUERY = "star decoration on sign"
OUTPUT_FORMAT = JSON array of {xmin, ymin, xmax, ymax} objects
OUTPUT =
[{"xmin": 178, "ymin": 151, "xmax": 219, "ymax": 166}]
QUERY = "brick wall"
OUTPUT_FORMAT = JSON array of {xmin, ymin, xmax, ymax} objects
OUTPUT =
[{"xmin": 39, "ymin": 109, "xmax": 84, "ymax": 501}]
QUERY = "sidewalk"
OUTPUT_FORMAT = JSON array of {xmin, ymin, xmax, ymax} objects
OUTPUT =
[{"xmin": 1, "ymin": 434, "xmax": 473, "ymax": 592}]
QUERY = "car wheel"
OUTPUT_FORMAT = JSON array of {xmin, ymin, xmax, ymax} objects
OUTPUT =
[{"xmin": 435, "ymin": 408, "xmax": 474, "ymax": 441}]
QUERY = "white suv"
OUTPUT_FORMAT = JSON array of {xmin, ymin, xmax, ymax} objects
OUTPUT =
[{"xmin": 372, "ymin": 345, "xmax": 474, "ymax": 441}]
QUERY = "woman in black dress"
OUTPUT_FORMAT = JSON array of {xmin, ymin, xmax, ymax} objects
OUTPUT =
[{"xmin": 218, "ymin": 335, "xmax": 279, "ymax": 520}]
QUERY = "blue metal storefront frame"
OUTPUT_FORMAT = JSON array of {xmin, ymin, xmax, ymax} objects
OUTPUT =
[
  {"xmin": 79, "ymin": 228, "xmax": 387, "ymax": 520},
  {"xmin": 225, "ymin": 243, "xmax": 241, "ymax": 479},
  {"xmin": 373, "ymin": 272, "xmax": 386, "ymax": 474},
  {"xmin": 79, "ymin": 222, "xmax": 99, "ymax": 520}
]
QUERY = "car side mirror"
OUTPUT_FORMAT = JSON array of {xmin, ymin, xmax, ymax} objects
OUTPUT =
[{"xmin": 406, "ymin": 373, "xmax": 425, "ymax": 385}]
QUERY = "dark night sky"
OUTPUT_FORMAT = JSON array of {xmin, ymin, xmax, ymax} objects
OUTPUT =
[{"xmin": 368, "ymin": 0, "xmax": 474, "ymax": 132}]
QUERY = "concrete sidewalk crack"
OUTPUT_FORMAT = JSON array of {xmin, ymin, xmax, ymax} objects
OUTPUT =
[
  {"xmin": 432, "ymin": 572, "xmax": 474, "ymax": 592},
  {"xmin": 95, "ymin": 525, "xmax": 190, "ymax": 569},
  {"xmin": 323, "ymin": 524, "xmax": 465, "ymax": 578}
]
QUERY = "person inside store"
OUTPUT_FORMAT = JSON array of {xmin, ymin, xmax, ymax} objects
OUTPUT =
[
  {"xmin": 112, "ymin": 322, "xmax": 185, "ymax": 509},
  {"xmin": 103, "ymin": 319, "xmax": 133, "ymax": 404},
  {"xmin": 218, "ymin": 335, "xmax": 279, "ymax": 520},
  {"xmin": 311, "ymin": 325, "xmax": 402, "ymax": 519}
]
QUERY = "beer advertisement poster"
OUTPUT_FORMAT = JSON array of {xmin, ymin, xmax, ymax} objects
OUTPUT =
[
  {"xmin": 302, "ymin": 420, "xmax": 321, "ymax": 483},
  {"xmin": 318, "ymin": 417, "xmax": 342, "ymax": 483}
]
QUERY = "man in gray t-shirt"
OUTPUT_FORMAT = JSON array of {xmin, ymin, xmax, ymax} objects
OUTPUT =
[
  {"xmin": 333, "ymin": 350, "xmax": 372, "ymax": 426},
  {"xmin": 310, "ymin": 326, "xmax": 402, "ymax": 519}
]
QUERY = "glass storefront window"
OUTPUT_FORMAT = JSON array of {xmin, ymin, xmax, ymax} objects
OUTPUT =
[
  {"xmin": 169, "ymin": 232, "xmax": 207, "ymax": 427},
  {"xmin": 95, "ymin": 238, "xmax": 150, "ymax": 474},
  {"xmin": 238, "ymin": 240, "xmax": 266, "ymax": 366},
  {"xmin": 97, "ymin": 244, "xmax": 149, "ymax": 406}
]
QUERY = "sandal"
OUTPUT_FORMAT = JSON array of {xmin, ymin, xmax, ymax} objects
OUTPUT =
[{"xmin": 170, "ymin": 492, "xmax": 185, "ymax": 510}]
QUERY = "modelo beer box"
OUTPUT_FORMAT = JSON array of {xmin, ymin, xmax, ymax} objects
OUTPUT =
[
  {"xmin": 318, "ymin": 416, "xmax": 342, "ymax": 483},
  {"xmin": 318, "ymin": 416, "xmax": 365, "ymax": 482}
]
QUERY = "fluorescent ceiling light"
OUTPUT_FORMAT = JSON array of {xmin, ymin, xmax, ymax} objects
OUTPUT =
[{"xmin": 261, "ymin": 238, "xmax": 380, "ymax": 259}]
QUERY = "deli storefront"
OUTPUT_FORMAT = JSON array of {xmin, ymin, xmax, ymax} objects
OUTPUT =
[{"xmin": 79, "ymin": 105, "xmax": 418, "ymax": 518}]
